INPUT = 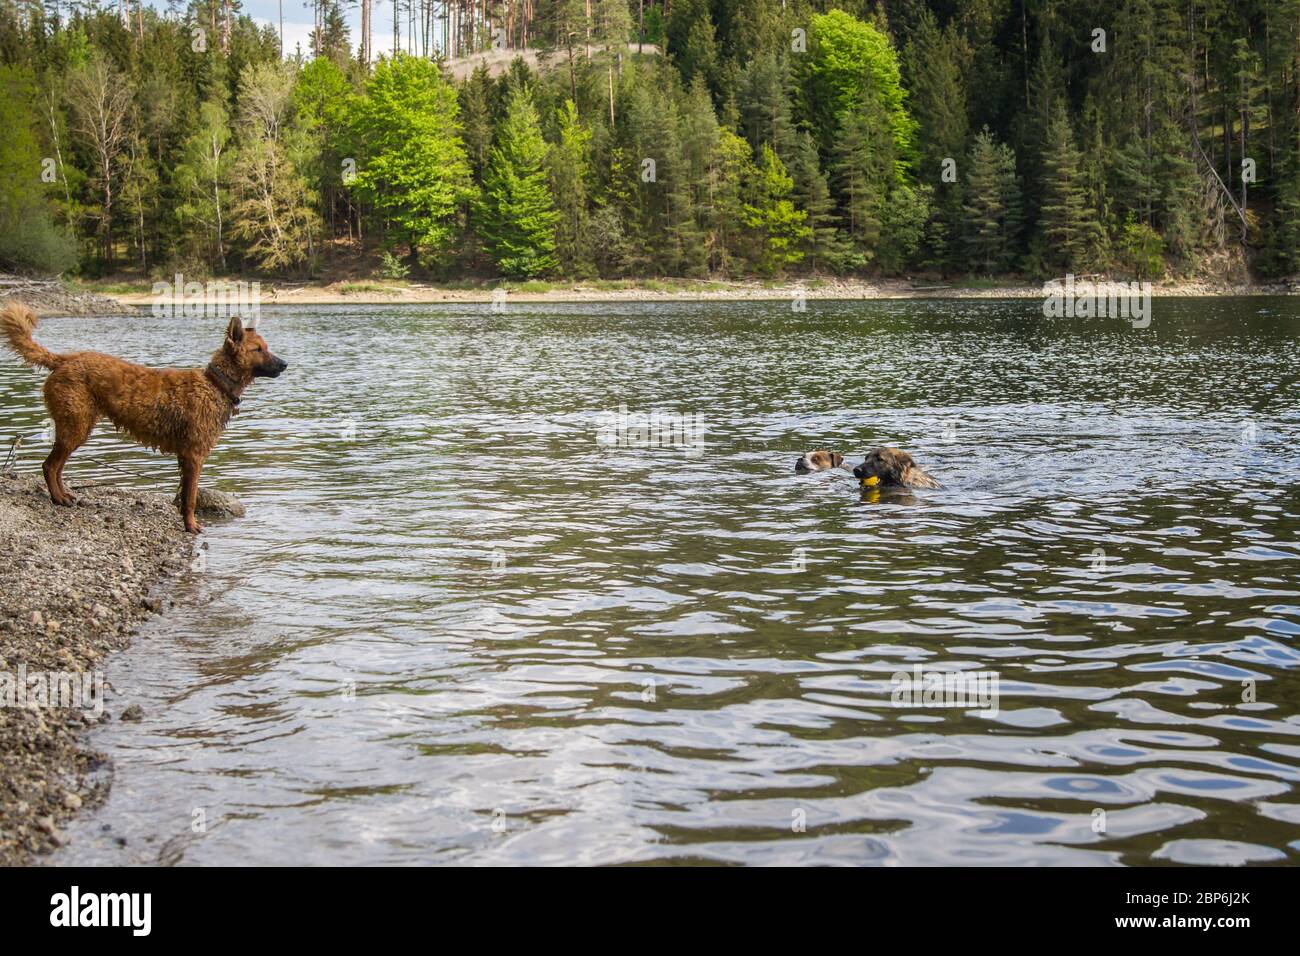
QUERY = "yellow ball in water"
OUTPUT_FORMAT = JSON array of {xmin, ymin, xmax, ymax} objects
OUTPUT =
[{"xmin": 859, "ymin": 475, "xmax": 881, "ymax": 488}]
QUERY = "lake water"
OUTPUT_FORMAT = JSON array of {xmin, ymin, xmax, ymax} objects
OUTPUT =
[{"xmin": 3, "ymin": 298, "xmax": 1298, "ymax": 866}]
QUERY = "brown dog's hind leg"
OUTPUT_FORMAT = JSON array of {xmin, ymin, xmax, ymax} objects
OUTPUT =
[
  {"xmin": 43, "ymin": 413, "xmax": 95, "ymax": 506},
  {"xmin": 179, "ymin": 454, "xmax": 204, "ymax": 534}
]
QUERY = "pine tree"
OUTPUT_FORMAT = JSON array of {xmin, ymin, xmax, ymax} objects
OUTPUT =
[
  {"xmin": 904, "ymin": 10, "xmax": 969, "ymax": 184},
  {"xmin": 548, "ymin": 99, "xmax": 594, "ymax": 277},
  {"xmin": 459, "ymin": 63, "xmax": 497, "ymax": 180},
  {"xmin": 710, "ymin": 127, "xmax": 755, "ymax": 275},
  {"xmin": 679, "ymin": 76, "xmax": 721, "ymax": 277},
  {"xmin": 477, "ymin": 83, "xmax": 560, "ymax": 278},
  {"xmin": 737, "ymin": 52, "xmax": 796, "ymax": 167},
  {"xmin": 597, "ymin": 0, "xmax": 633, "ymax": 126},
  {"xmin": 666, "ymin": 0, "xmax": 718, "ymax": 92},
  {"xmin": 963, "ymin": 127, "xmax": 1006, "ymax": 273},
  {"xmin": 832, "ymin": 91, "xmax": 895, "ymax": 265},
  {"xmin": 959, "ymin": 126, "xmax": 1021, "ymax": 273},
  {"xmin": 790, "ymin": 130, "xmax": 845, "ymax": 273},
  {"xmin": 1039, "ymin": 112, "xmax": 1103, "ymax": 271}
]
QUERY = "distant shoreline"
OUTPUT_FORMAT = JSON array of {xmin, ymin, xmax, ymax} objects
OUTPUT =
[{"xmin": 85, "ymin": 275, "xmax": 1300, "ymax": 310}]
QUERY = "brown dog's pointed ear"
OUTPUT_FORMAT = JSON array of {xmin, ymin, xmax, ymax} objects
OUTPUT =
[{"xmin": 226, "ymin": 316, "xmax": 244, "ymax": 344}]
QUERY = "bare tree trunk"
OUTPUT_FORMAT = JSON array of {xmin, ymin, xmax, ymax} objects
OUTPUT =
[
  {"xmin": 361, "ymin": 0, "xmax": 370, "ymax": 64},
  {"xmin": 213, "ymin": 157, "xmax": 225, "ymax": 269},
  {"xmin": 43, "ymin": 93, "xmax": 74, "ymax": 212}
]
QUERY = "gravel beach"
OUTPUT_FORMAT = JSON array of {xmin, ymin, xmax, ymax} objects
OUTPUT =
[{"xmin": 0, "ymin": 475, "xmax": 193, "ymax": 865}]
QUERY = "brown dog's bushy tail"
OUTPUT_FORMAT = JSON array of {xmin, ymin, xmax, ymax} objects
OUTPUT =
[{"xmin": 1, "ymin": 301, "xmax": 59, "ymax": 369}]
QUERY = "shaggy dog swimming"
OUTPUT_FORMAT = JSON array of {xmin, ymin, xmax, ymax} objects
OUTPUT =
[
  {"xmin": 852, "ymin": 446, "xmax": 941, "ymax": 490},
  {"xmin": 1, "ymin": 302, "xmax": 287, "ymax": 533}
]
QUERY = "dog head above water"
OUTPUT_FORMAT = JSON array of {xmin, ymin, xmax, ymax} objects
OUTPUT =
[
  {"xmin": 852, "ymin": 447, "xmax": 941, "ymax": 489},
  {"xmin": 221, "ymin": 317, "xmax": 288, "ymax": 379},
  {"xmin": 795, "ymin": 450, "xmax": 845, "ymax": 472}
]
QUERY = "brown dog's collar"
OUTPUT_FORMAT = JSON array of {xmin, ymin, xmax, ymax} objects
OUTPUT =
[{"xmin": 204, "ymin": 364, "xmax": 242, "ymax": 414}]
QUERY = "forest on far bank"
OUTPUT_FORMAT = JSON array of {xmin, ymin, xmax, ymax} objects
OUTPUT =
[{"xmin": 0, "ymin": 0, "xmax": 1297, "ymax": 284}]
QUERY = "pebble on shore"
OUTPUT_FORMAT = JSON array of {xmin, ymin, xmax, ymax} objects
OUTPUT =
[{"xmin": 0, "ymin": 475, "xmax": 194, "ymax": 865}]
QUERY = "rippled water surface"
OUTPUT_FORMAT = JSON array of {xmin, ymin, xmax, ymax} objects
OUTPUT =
[{"xmin": 4, "ymin": 298, "xmax": 1299, "ymax": 866}]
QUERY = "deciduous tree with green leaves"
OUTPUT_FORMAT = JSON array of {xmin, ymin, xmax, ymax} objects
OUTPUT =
[{"xmin": 349, "ymin": 54, "xmax": 472, "ymax": 267}]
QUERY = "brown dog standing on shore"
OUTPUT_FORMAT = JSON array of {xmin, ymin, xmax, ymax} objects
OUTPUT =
[{"xmin": 1, "ymin": 302, "xmax": 286, "ymax": 533}]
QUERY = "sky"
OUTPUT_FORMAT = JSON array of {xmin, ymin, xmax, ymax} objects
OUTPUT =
[{"xmin": 147, "ymin": 1, "xmax": 403, "ymax": 59}]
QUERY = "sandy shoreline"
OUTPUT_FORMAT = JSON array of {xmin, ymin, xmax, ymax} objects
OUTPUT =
[
  {"xmin": 0, "ymin": 475, "xmax": 193, "ymax": 865},
  {"xmin": 98, "ymin": 275, "xmax": 1300, "ymax": 309}
]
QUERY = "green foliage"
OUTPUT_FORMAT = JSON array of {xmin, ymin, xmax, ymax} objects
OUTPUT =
[
  {"xmin": 962, "ymin": 127, "xmax": 1020, "ymax": 273},
  {"xmin": 477, "ymin": 84, "xmax": 560, "ymax": 278},
  {"xmin": 0, "ymin": 0, "xmax": 1296, "ymax": 282},
  {"xmin": 229, "ymin": 62, "xmax": 322, "ymax": 274},
  {"xmin": 379, "ymin": 250, "xmax": 410, "ymax": 280},
  {"xmin": 173, "ymin": 99, "xmax": 235, "ymax": 271},
  {"xmin": 548, "ymin": 99, "xmax": 594, "ymax": 277},
  {"xmin": 790, "ymin": 130, "xmax": 847, "ymax": 273},
  {"xmin": 742, "ymin": 144, "xmax": 809, "ymax": 275},
  {"xmin": 1039, "ymin": 113, "xmax": 1104, "ymax": 272},
  {"xmin": 832, "ymin": 90, "xmax": 899, "ymax": 264},
  {"xmin": 796, "ymin": 10, "xmax": 916, "ymax": 167},
  {"xmin": 349, "ymin": 54, "xmax": 472, "ymax": 265},
  {"xmin": 0, "ymin": 64, "xmax": 76, "ymax": 274},
  {"xmin": 1118, "ymin": 216, "xmax": 1166, "ymax": 280}
]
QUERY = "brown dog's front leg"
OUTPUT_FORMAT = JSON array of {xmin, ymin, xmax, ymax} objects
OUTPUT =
[{"xmin": 179, "ymin": 454, "xmax": 204, "ymax": 534}]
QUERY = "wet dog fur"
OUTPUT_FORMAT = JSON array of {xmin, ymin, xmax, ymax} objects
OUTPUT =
[
  {"xmin": 1, "ymin": 302, "xmax": 286, "ymax": 533},
  {"xmin": 852, "ymin": 446, "xmax": 941, "ymax": 489}
]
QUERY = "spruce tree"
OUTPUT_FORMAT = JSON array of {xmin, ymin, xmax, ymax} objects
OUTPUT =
[
  {"xmin": 738, "ymin": 52, "xmax": 796, "ymax": 168},
  {"xmin": 679, "ymin": 76, "xmax": 721, "ymax": 276},
  {"xmin": 962, "ymin": 127, "xmax": 1006, "ymax": 273},
  {"xmin": 904, "ymin": 10, "xmax": 969, "ymax": 184},
  {"xmin": 548, "ymin": 99, "xmax": 594, "ymax": 278},
  {"xmin": 459, "ymin": 64, "xmax": 497, "ymax": 180},
  {"xmin": 790, "ymin": 130, "xmax": 846, "ymax": 273},
  {"xmin": 832, "ymin": 92, "xmax": 895, "ymax": 265},
  {"xmin": 477, "ymin": 84, "xmax": 560, "ymax": 278},
  {"xmin": 710, "ymin": 128, "xmax": 756, "ymax": 275},
  {"xmin": 1039, "ymin": 112, "xmax": 1103, "ymax": 271}
]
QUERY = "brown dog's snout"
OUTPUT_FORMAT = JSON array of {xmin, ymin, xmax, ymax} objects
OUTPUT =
[{"xmin": 257, "ymin": 354, "xmax": 288, "ymax": 378}]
